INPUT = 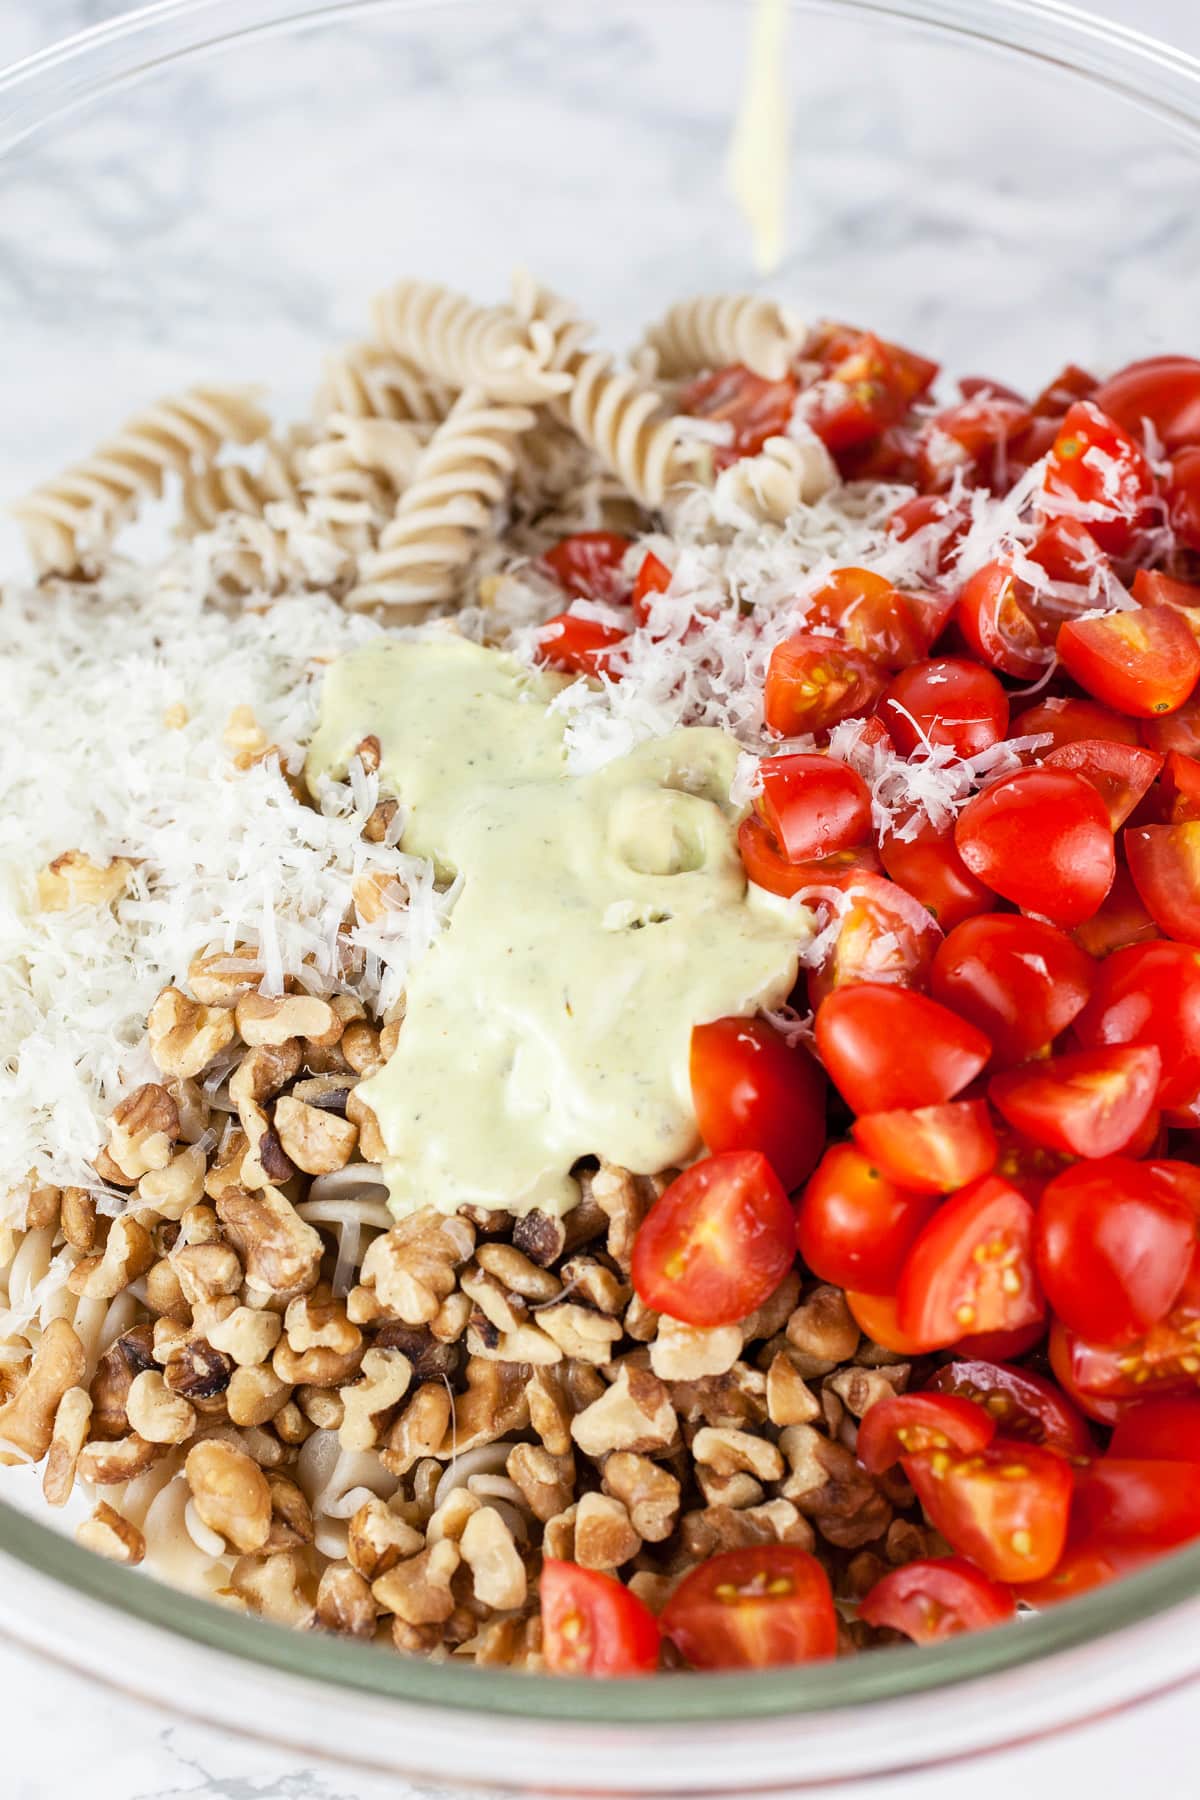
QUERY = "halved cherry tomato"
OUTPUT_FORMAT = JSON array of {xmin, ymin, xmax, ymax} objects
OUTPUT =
[
  {"xmin": 1069, "ymin": 1457, "xmax": 1200, "ymax": 1572},
  {"xmin": 1015, "ymin": 695, "xmax": 1140, "ymax": 752},
  {"xmin": 904, "ymin": 1436, "xmax": 1073, "ymax": 1581},
  {"xmin": 1157, "ymin": 750, "xmax": 1200, "ymax": 823},
  {"xmin": 1040, "ymin": 400, "xmax": 1157, "ymax": 556},
  {"xmin": 541, "ymin": 531, "xmax": 632, "ymax": 601},
  {"xmin": 805, "ymin": 567, "xmax": 927, "ymax": 670},
  {"xmin": 1033, "ymin": 363, "xmax": 1099, "ymax": 418},
  {"xmin": 888, "ymin": 494, "xmax": 969, "ymax": 575},
  {"xmin": 1091, "ymin": 355, "xmax": 1200, "ymax": 452},
  {"xmin": 1075, "ymin": 939, "xmax": 1200, "ymax": 1112},
  {"xmin": 537, "ymin": 612, "xmax": 627, "ymax": 677},
  {"xmin": 737, "ymin": 815, "xmax": 879, "ymax": 900},
  {"xmin": 660, "ymin": 1545, "xmax": 837, "ymax": 1670},
  {"xmin": 1050, "ymin": 1286, "xmax": 1200, "ymax": 1420},
  {"xmin": 879, "ymin": 657, "xmax": 1008, "ymax": 759},
  {"xmin": 927, "ymin": 1360, "xmax": 1095, "ymax": 1459},
  {"xmin": 795, "ymin": 1143, "xmax": 939, "ymax": 1292},
  {"xmin": 806, "ymin": 873, "xmax": 943, "ymax": 1006},
  {"xmin": 851, "ymin": 1100, "xmax": 996, "ymax": 1195},
  {"xmin": 956, "ymin": 561, "xmax": 1053, "ymax": 679},
  {"xmin": 879, "ymin": 815, "xmax": 994, "ymax": 933},
  {"xmin": 1058, "ymin": 606, "xmax": 1200, "ymax": 719},
  {"xmin": 631, "ymin": 551, "xmax": 672, "ymax": 625},
  {"xmin": 856, "ymin": 1392, "xmax": 995, "ymax": 1474},
  {"xmin": 1072, "ymin": 864, "xmax": 1160, "ymax": 959},
  {"xmin": 1126, "ymin": 822, "xmax": 1200, "ymax": 944},
  {"xmin": 799, "ymin": 327, "xmax": 937, "ymax": 453},
  {"xmin": 1141, "ymin": 690, "xmax": 1200, "ymax": 758},
  {"xmin": 1166, "ymin": 446, "xmax": 1200, "ymax": 550},
  {"xmin": 679, "ymin": 365, "xmax": 799, "ymax": 467},
  {"xmin": 989, "ymin": 1045, "xmax": 1162, "ymax": 1161},
  {"xmin": 896, "ymin": 1175, "xmax": 1042, "ymax": 1350},
  {"xmin": 858, "ymin": 1556, "xmax": 1016, "ymax": 1644},
  {"xmin": 992, "ymin": 1129, "xmax": 1073, "ymax": 1204},
  {"xmin": 1036, "ymin": 1156, "xmax": 1194, "ymax": 1344},
  {"xmin": 845, "ymin": 1289, "xmax": 933, "ymax": 1356},
  {"xmin": 1043, "ymin": 739, "xmax": 1164, "ymax": 829},
  {"xmin": 757, "ymin": 753, "xmax": 872, "ymax": 863},
  {"xmin": 540, "ymin": 1562, "xmax": 660, "ymax": 1676},
  {"xmin": 917, "ymin": 395, "xmax": 1033, "ymax": 492},
  {"xmin": 954, "ymin": 766, "xmax": 1115, "ymax": 926},
  {"xmin": 631, "ymin": 1151, "xmax": 795, "ymax": 1328},
  {"xmin": 1111, "ymin": 1395, "xmax": 1200, "ymax": 1461},
  {"xmin": 814, "ymin": 983, "xmax": 991, "ymax": 1115},
  {"xmin": 764, "ymin": 632, "xmax": 888, "ymax": 736},
  {"xmin": 690, "ymin": 1017, "xmax": 827, "ymax": 1193},
  {"xmin": 932, "ymin": 912, "xmax": 1094, "ymax": 1065}
]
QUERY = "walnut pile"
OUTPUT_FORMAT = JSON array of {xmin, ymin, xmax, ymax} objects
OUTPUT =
[{"xmin": 1, "ymin": 961, "xmax": 943, "ymax": 1668}]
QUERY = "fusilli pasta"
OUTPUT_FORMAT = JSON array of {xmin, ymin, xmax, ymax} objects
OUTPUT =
[
  {"xmin": 13, "ymin": 386, "xmax": 271, "ymax": 575},
  {"xmin": 369, "ymin": 280, "xmax": 570, "ymax": 406},
  {"xmin": 709, "ymin": 429, "xmax": 839, "ymax": 525},
  {"xmin": 638, "ymin": 293, "xmax": 806, "ymax": 382},
  {"xmin": 314, "ymin": 341, "xmax": 455, "ymax": 424},
  {"xmin": 179, "ymin": 428, "xmax": 312, "ymax": 535}
]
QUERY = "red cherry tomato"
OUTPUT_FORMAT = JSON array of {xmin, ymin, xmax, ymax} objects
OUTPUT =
[
  {"xmin": 954, "ymin": 766, "xmax": 1115, "ymax": 926},
  {"xmin": 917, "ymin": 394, "xmax": 1032, "ymax": 491},
  {"xmin": 631, "ymin": 1151, "xmax": 795, "ymax": 1328},
  {"xmin": 932, "ymin": 912, "xmax": 1095, "ymax": 1065},
  {"xmin": 814, "ymin": 983, "xmax": 991, "ymax": 1115},
  {"xmin": 690, "ymin": 1017, "xmax": 827, "ymax": 1193},
  {"xmin": 851, "ymin": 1100, "xmax": 996, "ymax": 1196},
  {"xmin": 737, "ymin": 815, "xmax": 880, "ymax": 899},
  {"xmin": 660, "ymin": 1545, "xmax": 837, "ymax": 1670},
  {"xmin": 1015, "ymin": 695, "xmax": 1141, "ymax": 752},
  {"xmin": 795, "ymin": 1143, "xmax": 938, "ymax": 1292},
  {"xmin": 1069, "ymin": 1457, "xmax": 1200, "ymax": 1572},
  {"xmin": 1072, "ymin": 863, "xmax": 1160, "ymax": 959},
  {"xmin": 540, "ymin": 532, "xmax": 632, "ymax": 601},
  {"xmin": 888, "ymin": 494, "xmax": 969, "ymax": 575},
  {"xmin": 1091, "ymin": 355, "xmax": 1200, "ymax": 452},
  {"xmin": 1058, "ymin": 606, "xmax": 1200, "ymax": 720},
  {"xmin": 857, "ymin": 1392, "xmax": 996, "ymax": 1475},
  {"xmin": 806, "ymin": 567, "xmax": 929, "ymax": 670},
  {"xmin": 858, "ymin": 1556, "xmax": 1016, "ymax": 1644},
  {"xmin": 956, "ymin": 561, "xmax": 1053, "ymax": 680},
  {"xmin": 1141, "ymin": 691, "xmax": 1200, "ymax": 758},
  {"xmin": 1126, "ymin": 822, "xmax": 1200, "ymax": 945},
  {"xmin": 989, "ymin": 1045, "xmax": 1162, "ymax": 1160},
  {"xmin": 678, "ymin": 365, "xmax": 799, "ymax": 467},
  {"xmin": 1033, "ymin": 363, "xmax": 1099, "ymax": 418},
  {"xmin": 1043, "ymin": 739, "xmax": 1164, "ymax": 829},
  {"xmin": 540, "ymin": 1562, "xmax": 660, "ymax": 1676},
  {"xmin": 1036, "ymin": 1156, "xmax": 1194, "ymax": 1344},
  {"xmin": 904, "ymin": 1436, "xmax": 1074, "ymax": 1582},
  {"xmin": 896, "ymin": 1176, "xmax": 1043, "ymax": 1351},
  {"xmin": 1166, "ymin": 446, "xmax": 1200, "ymax": 549},
  {"xmin": 879, "ymin": 815, "xmax": 994, "ymax": 933},
  {"xmin": 799, "ymin": 327, "xmax": 937, "ymax": 453},
  {"xmin": 1157, "ymin": 749, "xmax": 1200, "ymax": 823},
  {"xmin": 1040, "ymin": 401, "xmax": 1157, "ymax": 555},
  {"xmin": 955, "ymin": 1319, "xmax": 1050, "ymax": 1362},
  {"xmin": 1131, "ymin": 567, "xmax": 1200, "ymax": 610},
  {"xmin": 926, "ymin": 1360, "xmax": 1095, "ymax": 1460},
  {"xmin": 1075, "ymin": 939, "xmax": 1200, "ymax": 1112},
  {"xmin": 764, "ymin": 632, "xmax": 888, "ymax": 736},
  {"xmin": 845, "ymin": 1289, "xmax": 934, "ymax": 1356},
  {"xmin": 631, "ymin": 551, "xmax": 672, "ymax": 625},
  {"xmin": 806, "ymin": 872, "xmax": 943, "ymax": 1006},
  {"xmin": 1111, "ymin": 1396, "xmax": 1200, "ymax": 1462},
  {"xmin": 537, "ymin": 612, "xmax": 627, "ymax": 677},
  {"xmin": 878, "ymin": 657, "xmax": 1009, "ymax": 759},
  {"xmin": 756, "ymin": 753, "xmax": 872, "ymax": 863}
]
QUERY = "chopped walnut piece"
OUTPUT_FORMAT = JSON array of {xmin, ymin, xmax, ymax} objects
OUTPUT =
[
  {"xmin": 345, "ymin": 1087, "xmax": 386, "ymax": 1161},
  {"xmin": 227, "ymin": 1364, "xmax": 292, "ymax": 1427},
  {"xmin": 23, "ymin": 1184, "xmax": 61, "ymax": 1230},
  {"xmin": 570, "ymin": 1363, "xmax": 677, "ymax": 1458},
  {"xmin": 148, "ymin": 986, "xmax": 237, "ymax": 1080},
  {"xmin": 235, "ymin": 992, "xmax": 344, "ymax": 1049},
  {"xmin": 506, "ymin": 1444, "xmax": 574, "ymax": 1523},
  {"xmin": 273, "ymin": 1096, "xmax": 358, "ymax": 1175},
  {"xmin": 448, "ymin": 1357, "xmax": 531, "ymax": 1455},
  {"xmin": 187, "ymin": 946, "xmax": 262, "ymax": 1007},
  {"xmin": 143, "ymin": 1258, "xmax": 189, "ymax": 1322},
  {"xmin": 341, "ymin": 1022, "xmax": 383, "ymax": 1076},
  {"xmin": 37, "ymin": 850, "xmax": 133, "ymax": 913},
  {"xmin": 623, "ymin": 1293, "xmax": 660, "ymax": 1343},
  {"xmin": 42, "ymin": 1386, "xmax": 93, "ymax": 1507},
  {"xmin": 316, "ymin": 1563, "xmax": 377, "ymax": 1637},
  {"xmin": 285, "ymin": 1287, "xmax": 361, "ymax": 1356},
  {"xmin": 371, "ymin": 1541, "xmax": 460, "ymax": 1625},
  {"xmin": 371, "ymin": 1324, "xmax": 462, "ymax": 1383},
  {"xmin": 205, "ymin": 1304, "xmax": 282, "ymax": 1367},
  {"xmin": 230, "ymin": 1549, "xmax": 318, "ymax": 1628},
  {"xmin": 466, "ymin": 1318, "xmax": 562, "ymax": 1364},
  {"xmin": 430, "ymin": 1291, "xmax": 472, "ymax": 1343},
  {"xmin": 739, "ymin": 1272, "xmax": 803, "ymax": 1345},
  {"xmin": 76, "ymin": 1434, "xmax": 162, "ymax": 1485},
  {"xmin": 425, "ymin": 1489, "xmax": 480, "ymax": 1546},
  {"xmin": 542, "ymin": 1505, "xmax": 578, "ymax": 1562},
  {"xmin": 204, "ymin": 1129, "xmax": 251, "ymax": 1201},
  {"xmin": 359, "ymin": 1211, "xmax": 475, "ymax": 1324},
  {"xmin": 60, "ymin": 1187, "xmax": 98, "ymax": 1253},
  {"xmin": 185, "ymin": 1439, "xmax": 272, "ymax": 1552},
  {"xmin": 346, "ymin": 1496, "xmax": 424, "ymax": 1581},
  {"xmin": 460, "ymin": 1261, "xmax": 527, "ymax": 1334},
  {"xmin": 692, "ymin": 1426, "xmax": 784, "ymax": 1483},
  {"xmin": 766, "ymin": 1352, "xmax": 822, "ymax": 1428},
  {"xmin": 559, "ymin": 1255, "xmax": 628, "ymax": 1314},
  {"xmin": 138, "ymin": 1144, "xmax": 208, "ymax": 1219},
  {"xmin": 89, "ymin": 1324, "xmax": 155, "ymax": 1439},
  {"xmin": 106, "ymin": 1083, "xmax": 179, "ymax": 1181},
  {"xmin": 696, "ymin": 1468, "xmax": 763, "ymax": 1510},
  {"xmin": 536, "ymin": 1302, "xmax": 623, "ymax": 1364},
  {"xmin": 339, "ymin": 1348, "xmax": 412, "ymax": 1451},
  {"xmin": 67, "ymin": 1214, "xmax": 155, "ymax": 1300},
  {"xmin": 475, "ymin": 1243, "xmax": 562, "ymax": 1303},
  {"xmin": 574, "ymin": 1492, "xmax": 640, "ymax": 1570},
  {"xmin": 786, "ymin": 1286, "xmax": 861, "ymax": 1373},
  {"xmin": 264, "ymin": 1473, "xmax": 315, "ymax": 1552},
  {"xmin": 297, "ymin": 1386, "xmax": 345, "ymax": 1431},
  {"xmin": 460, "ymin": 1505, "xmax": 527, "ymax": 1610},
  {"xmin": 216, "ymin": 1183, "xmax": 323, "ymax": 1303},
  {"xmin": 382, "ymin": 1383, "xmax": 453, "ymax": 1478},
  {"xmin": 680, "ymin": 1498, "xmax": 816, "ymax": 1562},
  {"xmin": 601, "ymin": 1451, "xmax": 680, "ymax": 1543},
  {"xmin": 273, "ymin": 1401, "xmax": 311, "ymax": 1446},
  {"xmin": 589, "ymin": 1163, "xmax": 651, "ymax": 1272},
  {"xmin": 524, "ymin": 1366, "xmax": 573, "ymax": 1457},
  {"xmin": 669, "ymin": 1362, "xmax": 768, "ymax": 1431},
  {"xmin": 224, "ymin": 704, "xmax": 269, "ymax": 759},
  {"xmin": 76, "ymin": 1502, "xmax": 145, "ymax": 1565},
  {"xmin": 0, "ymin": 1319, "xmax": 86, "ymax": 1464},
  {"xmin": 649, "ymin": 1318, "xmax": 742, "ymax": 1381},
  {"xmin": 778, "ymin": 1424, "xmax": 892, "ymax": 1548},
  {"xmin": 170, "ymin": 1239, "xmax": 243, "ymax": 1307},
  {"xmin": 125, "ymin": 1369, "xmax": 197, "ymax": 1444},
  {"xmin": 827, "ymin": 1364, "xmax": 910, "ymax": 1420}
]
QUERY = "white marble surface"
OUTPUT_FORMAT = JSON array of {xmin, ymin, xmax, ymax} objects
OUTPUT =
[{"xmin": 1, "ymin": 1, "xmax": 1200, "ymax": 1796}]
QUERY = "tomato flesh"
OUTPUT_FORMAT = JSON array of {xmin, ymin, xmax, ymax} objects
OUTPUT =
[
  {"xmin": 805, "ymin": 871, "xmax": 943, "ymax": 1007},
  {"xmin": 879, "ymin": 657, "xmax": 1009, "ymax": 759},
  {"xmin": 1126, "ymin": 821, "xmax": 1200, "ymax": 945},
  {"xmin": 631, "ymin": 551, "xmax": 672, "ymax": 625},
  {"xmin": 1043, "ymin": 739, "xmax": 1163, "ymax": 829},
  {"xmin": 764, "ymin": 632, "xmax": 888, "ymax": 735},
  {"xmin": 858, "ymin": 1556, "xmax": 1016, "ymax": 1644},
  {"xmin": 932, "ymin": 913, "xmax": 1095, "ymax": 1065},
  {"xmin": 851, "ymin": 1099, "xmax": 996, "ymax": 1195},
  {"xmin": 540, "ymin": 1562, "xmax": 661, "ymax": 1676},
  {"xmin": 845, "ymin": 1289, "xmax": 933, "ymax": 1356},
  {"xmin": 795, "ymin": 1142, "xmax": 939, "ymax": 1292},
  {"xmin": 690, "ymin": 1017, "xmax": 827, "ymax": 1193},
  {"xmin": 927, "ymin": 1360, "xmax": 1095, "ymax": 1459},
  {"xmin": 989, "ymin": 1045, "xmax": 1162, "ymax": 1160},
  {"xmin": 661, "ymin": 1546, "xmax": 837, "ymax": 1670},
  {"xmin": 1069, "ymin": 1457, "xmax": 1200, "ymax": 1573},
  {"xmin": 757, "ymin": 753, "xmax": 873, "ymax": 863},
  {"xmin": 738, "ymin": 815, "xmax": 880, "ymax": 900},
  {"xmin": 1111, "ymin": 1395, "xmax": 1200, "ymax": 1462},
  {"xmin": 1040, "ymin": 400, "xmax": 1157, "ymax": 556},
  {"xmin": 879, "ymin": 815, "xmax": 995, "ymax": 932},
  {"xmin": 856, "ymin": 1392, "xmax": 995, "ymax": 1475},
  {"xmin": 814, "ymin": 983, "xmax": 991, "ymax": 1115},
  {"xmin": 1075, "ymin": 939, "xmax": 1200, "ymax": 1112},
  {"xmin": 537, "ymin": 612, "xmax": 627, "ymax": 677},
  {"xmin": 1016, "ymin": 695, "xmax": 1140, "ymax": 752},
  {"xmin": 956, "ymin": 561, "xmax": 1053, "ymax": 680},
  {"xmin": 631, "ymin": 1151, "xmax": 795, "ymax": 1328},
  {"xmin": 896, "ymin": 1175, "xmax": 1043, "ymax": 1351},
  {"xmin": 954, "ymin": 767, "xmax": 1115, "ymax": 926},
  {"xmin": 904, "ymin": 1437, "xmax": 1074, "ymax": 1582},
  {"xmin": 1091, "ymin": 355, "xmax": 1200, "ymax": 452},
  {"xmin": 679, "ymin": 365, "xmax": 799, "ymax": 467},
  {"xmin": 798, "ymin": 327, "xmax": 937, "ymax": 454},
  {"xmin": 1058, "ymin": 606, "xmax": 1200, "ymax": 719},
  {"xmin": 541, "ymin": 532, "xmax": 632, "ymax": 601}
]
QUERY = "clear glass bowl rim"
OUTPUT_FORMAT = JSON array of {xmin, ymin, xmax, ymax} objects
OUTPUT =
[{"xmin": 1, "ymin": 0, "xmax": 1199, "ymax": 1730}]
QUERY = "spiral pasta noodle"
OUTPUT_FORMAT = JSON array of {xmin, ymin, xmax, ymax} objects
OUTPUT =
[
  {"xmin": 710, "ymin": 430, "xmax": 838, "ymax": 525},
  {"xmin": 314, "ymin": 341, "xmax": 456, "ymax": 424},
  {"xmin": 180, "ymin": 427, "xmax": 312, "ymax": 534},
  {"xmin": 369, "ymin": 280, "xmax": 569, "ymax": 406},
  {"xmin": 301, "ymin": 416, "xmax": 433, "ymax": 537},
  {"xmin": 346, "ymin": 388, "xmax": 536, "ymax": 617},
  {"xmin": 638, "ymin": 293, "xmax": 806, "ymax": 382},
  {"xmin": 13, "ymin": 386, "xmax": 271, "ymax": 575}
]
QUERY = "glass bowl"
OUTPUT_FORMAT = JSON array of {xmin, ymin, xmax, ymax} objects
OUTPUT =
[{"xmin": 1, "ymin": 0, "xmax": 1200, "ymax": 1787}]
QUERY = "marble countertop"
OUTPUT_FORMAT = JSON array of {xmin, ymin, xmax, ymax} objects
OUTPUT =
[{"xmin": 1, "ymin": 1, "xmax": 1199, "ymax": 1796}]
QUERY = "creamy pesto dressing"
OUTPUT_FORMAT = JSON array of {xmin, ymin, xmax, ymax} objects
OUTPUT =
[{"xmin": 307, "ymin": 638, "xmax": 806, "ymax": 1219}]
